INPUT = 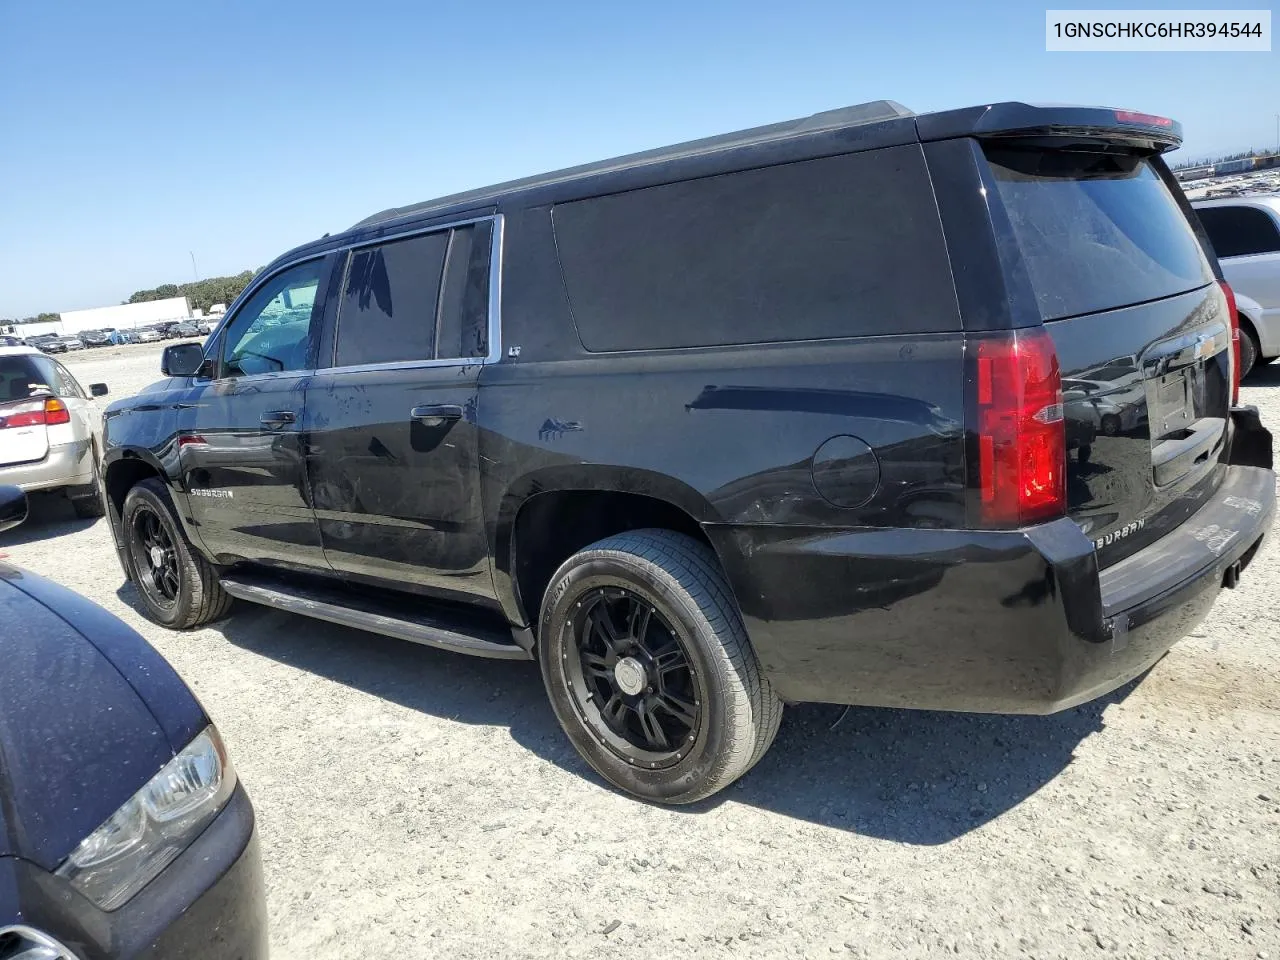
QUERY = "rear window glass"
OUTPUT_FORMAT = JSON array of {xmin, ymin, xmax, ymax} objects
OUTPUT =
[
  {"xmin": 553, "ymin": 145, "xmax": 959, "ymax": 351},
  {"xmin": 984, "ymin": 149, "xmax": 1212, "ymax": 321},
  {"xmin": 0, "ymin": 357, "xmax": 43, "ymax": 403}
]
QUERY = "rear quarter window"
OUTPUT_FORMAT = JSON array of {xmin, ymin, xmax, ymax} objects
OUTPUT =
[
  {"xmin": 552, "ymin": 144, "xmax": 959, "ymax": 351},
  {"xmin": 984, "ymin": 148, "xmax": 1213, "ymax": 321}
]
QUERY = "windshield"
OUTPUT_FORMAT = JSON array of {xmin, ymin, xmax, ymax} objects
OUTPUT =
[{"xmin": 984, "ymin": 148, "xmax": 1213, "ymax": 321}]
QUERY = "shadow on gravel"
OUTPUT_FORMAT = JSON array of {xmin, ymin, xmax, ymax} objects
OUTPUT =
[
  {"xmin": 194, "ymin": 598, "xmax": 1141, "ymax": 844},
  {"xmin": 0, "ymin": 492, "xmax": 98, "ymax": 546}
]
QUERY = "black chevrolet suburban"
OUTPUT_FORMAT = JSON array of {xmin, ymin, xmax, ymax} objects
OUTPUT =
[{"xmin": 101, "ymin": 101, "xmax": 1274, "ymax": 804}]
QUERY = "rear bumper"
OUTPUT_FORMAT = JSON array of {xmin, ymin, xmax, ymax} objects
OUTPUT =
[
  {"xmin": 0, "ymin": 440, "xmax": 93, "ymax": 492},
  {"xmin": 708, "ymin": 412, "xmax": 1274, "ymax": 713}
]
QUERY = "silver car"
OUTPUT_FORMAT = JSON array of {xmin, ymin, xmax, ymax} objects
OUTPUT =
[
  {"xmin": 1192, "ymin": 194, "xmax": 1280, "ymax": 377},
  {"xmin": 0, "ymin": 347, "xmax": 109, "ymax": 518}
]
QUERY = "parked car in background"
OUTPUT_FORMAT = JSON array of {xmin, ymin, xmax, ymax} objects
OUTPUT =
[
  {"xmin": 153, "ymin": 321, "xmax": 186, "ymax": 339},
  {"xmin": 1192, "ymin": 194, "xmax": 1280, "ymax": 377},
  {"xmin": 80, "ymin": 328, "xmax": 113, "ymax": 348},
  {"xmin": 0, "ymin": 335, "xmax": 24, "ymax": 347},
  {"xmin": 0, "ymin": 486, "xmax": 267, "ymax": 959},
  {"xmin": 197, "ymin": 319, "xmax": 216, "ymax": 334},
  {"xmin": 170, "ymin": 320, "xmax": 202, "ymax": 339},
  {"xmin": 134, "ymin": 327, "xmax": 163, "ymax": 344},
  {"xmin": 30, "ymin": 335, "xmax": 67, "ymax": 354},
  {"xmin": 111, "ymin": 328, "xmax": 137, "ymax": 345},
  {"xmin": 104, "ymin": 101, "xmax": 1274, "ymax": 804},
  {"xmin": 58, "ymin": 336, "xmax": 85, "ymax": 352},
  {"xmin": 0, "ymin": 346, "xmax": 108, "ymax": 518}
]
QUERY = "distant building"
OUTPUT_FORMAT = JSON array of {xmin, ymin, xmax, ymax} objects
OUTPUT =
[
  {"xmin": 58, "ymin": 297, "xmax": 192, "ymax": 335},
  {"xmin": 1, "ymin": 319, "xmax": 62, "ymax": 337},
  {"xmin": 208, "ymin": 303, "xmax": 227, "ymax": 316}
]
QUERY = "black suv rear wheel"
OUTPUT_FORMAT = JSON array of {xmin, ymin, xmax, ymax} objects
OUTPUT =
[
  {"xmin": 122, "ymin": 478, "xmax": 232, "ymax": 629},
  {"xmin": 539, "ymin": 529, "xmax": 781, "ymax": 803}
]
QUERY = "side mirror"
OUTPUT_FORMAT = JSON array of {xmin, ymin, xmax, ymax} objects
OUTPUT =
[
  {"xmin": 161, "ymin": 342, "xmax": 207, "ymax": 378},
  {"xmin": 0, "ymin": 486, "xmax": 28, "ymax": 535},
  {"xmin": 90, "ymin": 383, "xmax": 109, "ymax": 398}
]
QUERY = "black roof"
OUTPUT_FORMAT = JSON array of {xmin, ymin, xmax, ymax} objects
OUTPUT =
[
  {"xmin": 261, "ymin": 100, "xmax": 1183, "ymax": 272},
  {"xmin": 353, "ymin": 100, "xmax": 916, "ymax": 230}
]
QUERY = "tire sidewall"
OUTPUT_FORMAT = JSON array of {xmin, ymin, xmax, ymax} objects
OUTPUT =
[
  {"xmin": 539, "ymin": 553, "xmax": 738, "ymax": 804},
  {"xmin": 122, "ymin": 481, "xmax": 195, "ymax": 628},
  {"xmin": 1239, "ymin": 326, "xmax": 1258, "ymax": 380}
]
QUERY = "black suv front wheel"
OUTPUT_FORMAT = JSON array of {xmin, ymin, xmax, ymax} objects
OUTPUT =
[
  {"xmin": 122, "ymin": 478, "xmax": 232, "ymax": 629},
  {"xmin": 539, "ymin": 529, "xmax": 782, "ymax": 804}
]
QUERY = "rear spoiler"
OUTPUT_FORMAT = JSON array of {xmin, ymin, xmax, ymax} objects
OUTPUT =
[{"xmin": 916, "ymin": 102, "xmax": 1182, "ymax": 153}]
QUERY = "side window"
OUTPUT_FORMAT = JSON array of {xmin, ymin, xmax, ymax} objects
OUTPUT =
[
  {"xmin": 435, "ymin": 221, "xmax": 493, "ymax": 360},
  {"xmin": 221, "ymin": 260, "xmax": 325, "ymax": 378},
  {"xmin": 551, "ymin": 145, "xmax": 959, "ymax": 351},
  {"xmin": 335, "ymin": 231, "xmax": 449, "ymax": 367},
  {"xmin": 1197, "ymin": 206, "xmax": 1280, "ymax": 259},
  {"xmin": 53, "ymin": 362, "xmax": 87, "ymax": 399},
  {"xmin": 29, "ymin": 357, "xmax": 77, "ymax": 397}
]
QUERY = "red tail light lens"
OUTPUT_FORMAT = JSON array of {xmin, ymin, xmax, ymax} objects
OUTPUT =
[
  {"xmin": 1220, "ymin": 279, "xmax": 1240, "ymax": 406},
  {"xmin": 0, "ymin": 397, "xmax": 69, "ymax": 428},
  {"xmin": 0, "ymin": 399, "xmax": 48, "ymax": 429},
  {"xmin": 971, "ymin": 328, "xmax": 1066, "ymax": 527},
  {"xmin": 43, "ymin": 397, "xmax": 71, "ymax": 425}
]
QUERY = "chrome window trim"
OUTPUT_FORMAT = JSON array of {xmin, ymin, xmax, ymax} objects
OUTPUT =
[{"xmin": 323, "ymin": 213, "xmax": 503, "ymax": 376}]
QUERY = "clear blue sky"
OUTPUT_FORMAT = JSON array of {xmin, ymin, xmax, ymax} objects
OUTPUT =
[{"xmin": 1, "ymin": 0, "xmax": 1275, "ymax": 317}]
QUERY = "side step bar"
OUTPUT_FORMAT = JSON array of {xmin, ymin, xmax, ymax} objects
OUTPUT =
[{"xmin": 219, "ymin": 574, "xmax": 531, "ymax": 661}]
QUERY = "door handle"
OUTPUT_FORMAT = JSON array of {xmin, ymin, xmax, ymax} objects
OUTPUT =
[
  {"xmin": 411, "ymin": 404, "xmax": 464, "ymax": 425},
  {"xmin": 260, "ymin": 410, "xmax": 297, "ymax": 429}
]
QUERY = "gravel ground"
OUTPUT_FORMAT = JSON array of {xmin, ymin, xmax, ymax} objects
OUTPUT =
[{"xmin": 3, "ymin": 343, "xmax": 1278, "ymax": 959}]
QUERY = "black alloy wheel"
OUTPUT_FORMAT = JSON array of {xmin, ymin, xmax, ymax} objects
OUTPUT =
[
  {"xmin": 565, "ymin": 587, "xmax": 702, "ymax": 768},
  {"xmin": 128, "ymin": 504, "xmax": 181, "ymax": 609}
]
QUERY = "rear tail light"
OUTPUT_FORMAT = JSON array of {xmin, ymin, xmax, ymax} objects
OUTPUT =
[
  {"xmin": 969, "ymin": 327, "xmax": 1066, "ymax": 528},
  {"xmin": 0, "ymin": 397, "xmax": 70, "ymax": 428},
  {"xmin": 1220, "ymin": 279, "xmax": 1240, "ymax": 406},
  {"xmin": 43, "ymin": 397, "xmax": 70, "ymax": 425}
]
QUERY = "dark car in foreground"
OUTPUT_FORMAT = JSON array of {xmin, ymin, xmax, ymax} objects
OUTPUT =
[
  {"xmin": 0, "ymin": 487, "xmax": 266, "ymax": 958},
  {"xmin": 101, "ymin": 100, "xmax": 1274, "ymax": 804}
]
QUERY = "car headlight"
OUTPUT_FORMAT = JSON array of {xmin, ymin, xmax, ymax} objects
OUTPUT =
[{"xmin": 55, "ymin": 727, "xmax": 236, "ymax": 910}]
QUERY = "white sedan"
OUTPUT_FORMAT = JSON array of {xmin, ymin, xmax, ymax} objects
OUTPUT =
[{"xmin": 0, "ymin": 346, "xmax": 108, "ymax": 517}]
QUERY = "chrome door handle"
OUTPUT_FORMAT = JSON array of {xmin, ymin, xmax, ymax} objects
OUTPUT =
[
  {"xmin": 260, "ymin": 410, "xmax": 296, "ymax": 429},
  {"xmin": 411, "ymin": 404, "xmax": 464, "ymax": 425}
]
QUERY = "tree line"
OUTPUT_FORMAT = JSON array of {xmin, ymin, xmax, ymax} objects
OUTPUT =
[
  {"xmin": 127, "ymin": 269, "xmax": 261, "ymax": 313},
  {"xmin": 1171, "ymin": 147, "xmax": 1278, "ymax": 170},
  {"xmin": 3, "ymin": 269, "xmax": 261, "ymax": 326}
]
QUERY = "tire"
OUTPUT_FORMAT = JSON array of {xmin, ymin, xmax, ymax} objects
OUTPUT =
[
  {"xmin": 121, "ymin": 477, "xmax": 232, "ymax": 629},
  {"xmin": 538, "ymin": 529, "xmax": 782, "ymax": 804},
  {"xmin": 69, "ymin": 451, "xmax": 105, "ymax": 519},
  {"xmin": 1100, "ymin": 414, "xmax": 1122, "ymax": 438},
  {"xmin": 1238, "ymin": 324, "xmax": 1259, "ymax": 380}
]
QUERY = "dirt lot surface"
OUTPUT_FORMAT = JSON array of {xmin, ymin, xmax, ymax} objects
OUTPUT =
[{"xmin": 3, "ymin": 342, "xmax": 1278, "ymax": 959}]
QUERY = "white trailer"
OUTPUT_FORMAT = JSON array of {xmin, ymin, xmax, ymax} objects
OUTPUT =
[{"xmin": 58, "ymin": 297, "xmax": 192, "ymax": 334}]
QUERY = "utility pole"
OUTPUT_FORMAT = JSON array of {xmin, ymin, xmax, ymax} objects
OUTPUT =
[{"xmin": 189, "ymin": 251, "xmax": 199, "ymax": 281}]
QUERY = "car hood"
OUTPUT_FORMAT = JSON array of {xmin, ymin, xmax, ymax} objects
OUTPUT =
[{"xmin": 0, "ymin": 565, "xmax": 206, "ymax": 869}]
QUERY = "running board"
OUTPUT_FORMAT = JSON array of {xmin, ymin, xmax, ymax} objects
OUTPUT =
[{"xmin": 219, "ymin": 574, "xmax": 531, "ymax": 660}]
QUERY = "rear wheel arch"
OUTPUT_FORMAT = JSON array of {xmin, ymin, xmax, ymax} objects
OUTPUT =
[{"xmin": 499, "ymin": 471, "xmax": 730, "ymax": 636}]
